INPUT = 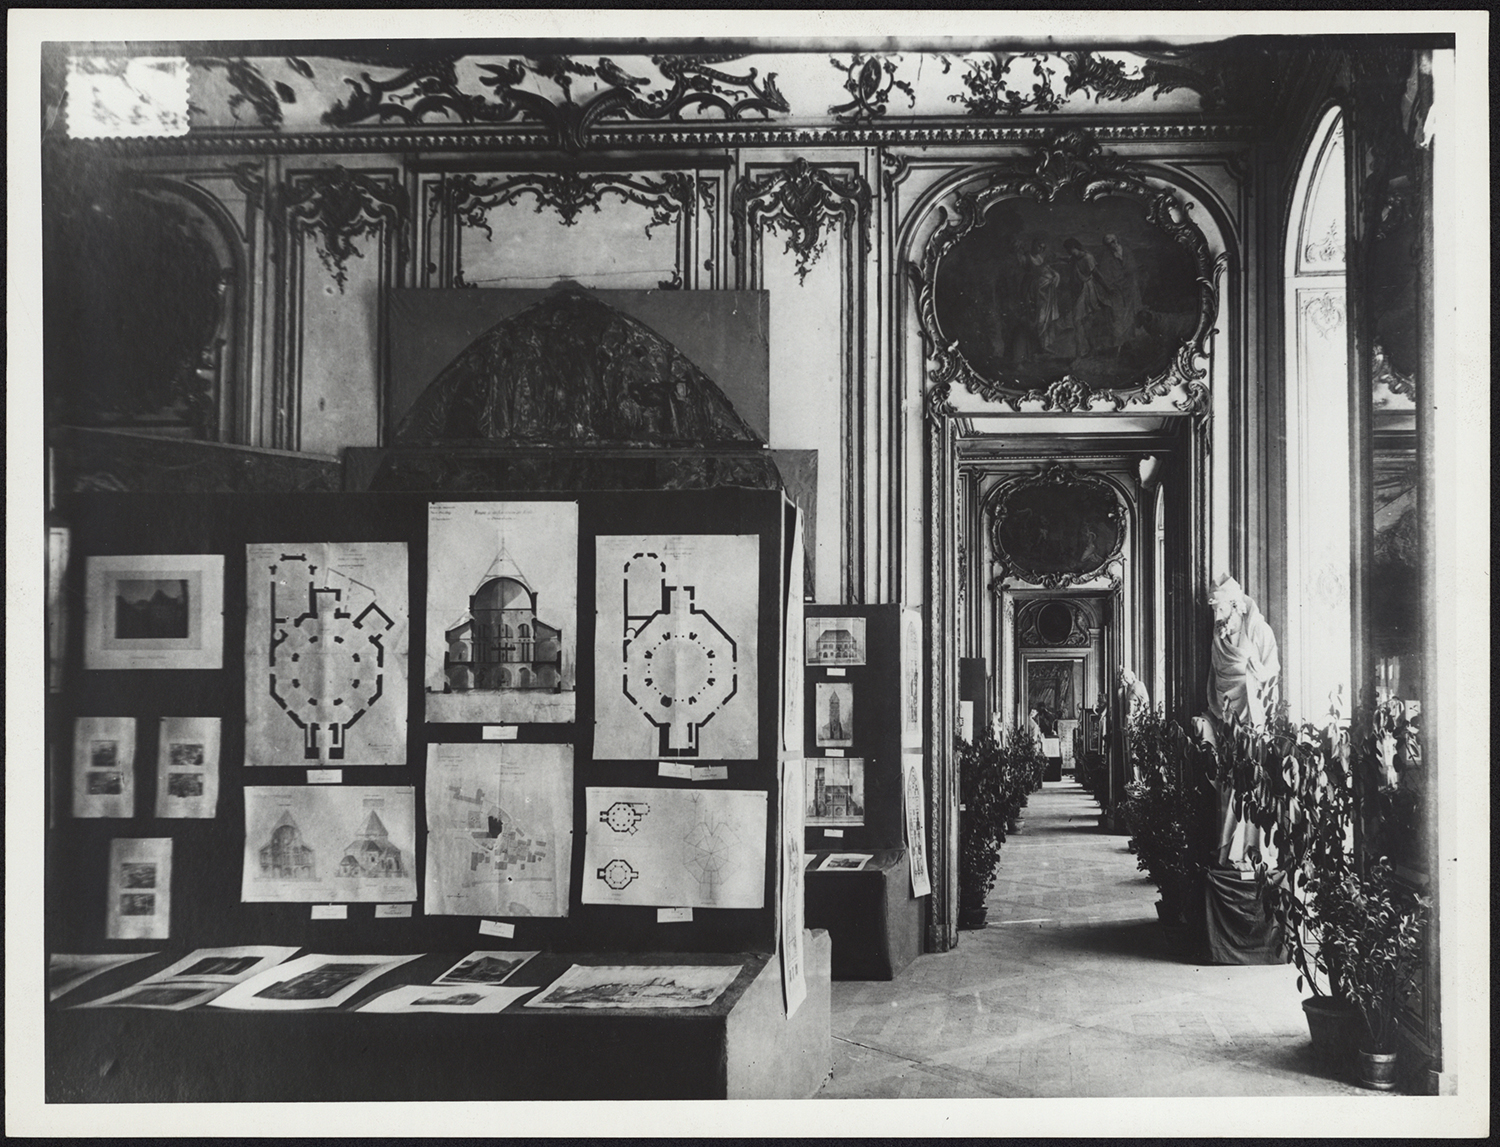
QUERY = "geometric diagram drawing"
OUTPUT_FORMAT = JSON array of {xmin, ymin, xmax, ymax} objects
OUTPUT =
[
  {"xmin": 594, "ymin": 534, "xmax": 759, "ymax": 761},
  {"xmin": 245, "ymin": 543, "xmax": 408, "ymax": 767},
  {"xmin": 242, "ymin": 786, "xmax": 418, "ymax": 904},
  {"xmin": 583, "ymin": 786, "xmax": 767, "ymax": 909},
  {"xmin": 424, "ymin": 742, "xmax": 573, "ymax": 918},
  {"xmin": 524, "ymin": 963, "xmax": 744, "ymax": 1010},
  {"xmin": 425, "ymin": 502, "xmax": 578, "ymax": 724}
]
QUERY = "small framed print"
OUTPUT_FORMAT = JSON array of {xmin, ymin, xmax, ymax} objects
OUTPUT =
[
  {"xmin": 804, "ymin": 616, "xmax": 866, "ymax": 667},
  {"xmin": 85, "ymin": 554, "xmax": 224, "ymax": 670}
]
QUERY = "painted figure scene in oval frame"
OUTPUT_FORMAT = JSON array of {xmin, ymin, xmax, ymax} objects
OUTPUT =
[{"xmin": 934, "ymin": 194, "xmax": 1203, "ymax": 392}]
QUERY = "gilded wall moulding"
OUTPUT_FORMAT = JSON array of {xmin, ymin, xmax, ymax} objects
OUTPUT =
[
  {"xmin": 989, "ymin": 463, "xmax": 1126, "ymax": 589},
  {"xmin": 432, "ymin": 170, "xmax": 699, "ymax": 239},
  {"xmin": 275, "ymin": 166, "xmax": 409, "ymax": 292},
  {"xmin": 828, "ymin": 54, "xmax": 915, "ymax": 123},
  {"xmin": 913, "ymin": 130, "xmax": 1223, "ymax": 415},
  {"xmin": 732, "ymin": 156, "xmax": 876, "ymax": 284},
  {"xmin": 731, "ymin": 157, "xmax": 872, "ymax": 284},
  {"xmin": 322, "ymin": 55, "xmax": 789, "ymax": 153}
]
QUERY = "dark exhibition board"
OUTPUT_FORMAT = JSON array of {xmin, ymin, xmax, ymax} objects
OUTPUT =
[
  {"xmin": 51, "ymin": 489, "xmax": 789, "ymax": 957},
  {"xmin": 46, "ymin": 488, "xmax": 838, "ymax": 1103},
  {"xmin": 800, "ymin": 605, "xmax": 926, "ymax": 981}
]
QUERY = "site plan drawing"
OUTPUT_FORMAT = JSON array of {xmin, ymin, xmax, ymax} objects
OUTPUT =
[
  {"xmin": 426, "ymin": 501, "xmax": 578, "ymax": 724},
  {"xmin": 424, "ymin": 742, "xmax": 573, "ymax": 917},
  {"xmin": 241, "ymin": 786, "xmax": 418, "ymax": 904},
  {"xmin": 524, "ymin": 963, "xmax": 743, "ymax": 1010},
  {"xmin": 593, "ymin": 534, "xmax": 759, "ymax": 760},
  {"xmin": 244, "ymin": 542, "xmax": 408, "ymax": 765},
  {"xmin": 583, "ymin": 786, "xmax": 767, "ymax": 909}
]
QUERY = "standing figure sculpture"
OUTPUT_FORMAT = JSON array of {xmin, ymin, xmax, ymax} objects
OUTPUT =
[
  {"xmin": 1195, "ymin": 573, "xmax": 1282, "ymax": 867},
  {"xmin": 1118, "ymin": 666, "xmax": 1151, "ymax": 720}
]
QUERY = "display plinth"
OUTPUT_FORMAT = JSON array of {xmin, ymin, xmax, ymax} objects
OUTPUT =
[
  {"xmin": 804, "ymin": 850, "xmax": 922, "ymax": 981},
  {"xmin": 47, "ymin": 934, "xmax": 831, "ymax": 1102}
]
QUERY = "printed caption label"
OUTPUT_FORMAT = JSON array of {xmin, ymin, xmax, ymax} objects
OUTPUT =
[
  {"xmin": 482, "ymin": 725, "xmax": 519, "ymax": 741},
  {"xmin": 310, "ymin": 904, "xmax": 347, "ymax": 920},
  {"xmin": 824, "ymin": 828, "xmax": 845, "ymax": 838},
  {"xmin": 307, "ymin": 769, "xmax": 342, "ymax": 784},
  {"xmin": 657, "ymin": 907, "xmax": 693, "ymax": 923},
  {"xmin": 824, "ymin": 748, "xmax": 845, "ymax": 758},
  {"xmin": 375, "ymin": 904, "xmax": 412, "ymax": 918},
  {"xmin": 827, "ymin": 668, "xmax": 846, "ymax": 677},
  {"xmin": 479, "ymin": 919, "xmax": 516, "ymax": 938},
  {"xmin": 658, "ymin": 761, "xmax": 694, "ymax": 780},
  {"xmin": 692, "ymin": 765, "xmax": 728, "ymax": 781}
]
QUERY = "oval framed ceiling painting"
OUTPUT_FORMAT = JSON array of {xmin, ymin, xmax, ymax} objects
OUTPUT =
[
  {"xmin": 992, "ymin": 465, "xmax": 1125, "ymax": 588},
  {"xmin": 918, "ymin": 135, "xmax": 1222, "ymax": 413}
]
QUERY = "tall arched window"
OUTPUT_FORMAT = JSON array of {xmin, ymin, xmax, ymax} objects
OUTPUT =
[{"xmin": 1284, "ymin": 107, "xmax": 1351, "ymax": 719}]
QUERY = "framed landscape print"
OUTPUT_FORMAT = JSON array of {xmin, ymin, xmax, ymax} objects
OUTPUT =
[{"xmin": 84, "ymin": 554, "xmax": 224, "ymax": 670}]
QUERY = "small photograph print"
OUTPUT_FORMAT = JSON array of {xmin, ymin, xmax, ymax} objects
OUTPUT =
[
  {"xmin": 87, "ymin": 771, "xmax": 124, "ymax": 795},
  {"xmin": 254, "ymin": 963, "xmax": 369, "ymax": 1001},
  {"xmin": 414, "ymin": 992, "xmax": 483, "ymax": 1007},
  {"xmin": 805, "ymin": 758, "xmax": 866, "ymax": 826},
  {"xmin": 814, "ymin": 682, "xmax": 855, "ymax": 748},
  {"xmin": 115, "ymin": 578, "xmax": 191, "ymax": 640},
  {"xmin": 436, "ymin": 951, "xmax": 538, "ymax": 986},
  {"xmin": 169, "ymin": 742, "xmax": 205, "ymax": 769},
  {"xmin": 111, "ymin": 985, "xmax": 206, "ymax": 1008},
  {"xmin": 178, "ymin": 955, "xmax": 260, "ymax": 978},
  {"xmin": 818, "ymin": 852, "xmax": 873, "ymax": 872},
  {"xmin": 120, "ymin": 863, "xmax": 157, "ymax": 889},
  {"xmin": 119, "ymin": 892, "xmax": 157, "ymax": 915},
  {"xmin": 167, "ymin": 772, "xmax": 205, "ymax": 798},
  {"xmin": 805, "ymin": 616, "xmax": 867, "ymax": 667},
  {"xmin": 90, "ymin": 741, "xmax": 119, "ymax": 770}
]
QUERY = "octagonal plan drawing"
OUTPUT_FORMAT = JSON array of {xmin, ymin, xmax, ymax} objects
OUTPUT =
[{"xmin": 594, "ymin": 534, "xmax": 760, "ymax": 760}]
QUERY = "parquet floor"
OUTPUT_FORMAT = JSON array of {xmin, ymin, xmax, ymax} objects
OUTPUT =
[{"xmin": 814, "ymin": 779, "xmax": 1372, "ymax": 1098}]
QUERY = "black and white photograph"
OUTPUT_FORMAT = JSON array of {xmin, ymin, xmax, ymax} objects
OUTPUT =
[
  {"xmin": 12, "ymin": 10, "xmax": 1487, "ymax": 1139},
  {"xmin": 82, "ymin": 554, "xmax": 225, "ymax": 670}
]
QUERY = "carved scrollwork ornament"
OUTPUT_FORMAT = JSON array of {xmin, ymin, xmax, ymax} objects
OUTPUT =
[
  {"xmin": 828, "ymin": 53, "xmax": 916, "ymax": 123},
  {"xmin": 276, "ymin": 166, "xmax": 409, "ymax": 292},
  {"xmin": 914, "ymin": 130, "xmax": 1221, "ymax": 415},
  {"xmin": 731, "ymin": 157, "xmax": 872, "ymax": 284},
  {"xmin": 438, "ymin": 169, "xmax": 696, "ymax": 239}
]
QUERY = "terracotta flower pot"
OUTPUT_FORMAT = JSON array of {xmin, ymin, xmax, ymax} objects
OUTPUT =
[
  {"xmin": 1357, "ymin": 1049, "xmax": 1399, "ymax": 1091},
  {"xmin": 1301, "ymin": 996, "xmax": 1361, "ymax": 1067}
]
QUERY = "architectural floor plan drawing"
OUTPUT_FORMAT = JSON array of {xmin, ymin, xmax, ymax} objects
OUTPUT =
[
  {"xmin": 425, "ymin": 501, "xmax": 578, "ymax": 725},
  {"xmin": 424, "ymin": 743, "xmax": 573, "ymax": 917},
  {"xmin": 244, "ymin": 543, "xmax": 408, "ymax": 765},
  {"xmin": 593, "ymin": 534, "xmax": 759, "ymax": 760},
  {"xmin": 582, "ymin": 786, "xmax": 767, "ymax": 909},
  {"xmin": 240, "ymin": 786, "xmax": 417, "ymax": 904}
]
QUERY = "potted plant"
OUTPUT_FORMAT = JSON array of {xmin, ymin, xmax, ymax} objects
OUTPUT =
[
  {"xmin": 956, "ymin": 726, "xmax": 1006, "ymax": 928},
  {"xmin": 1120, "ymin": 707, "xmax": 1204, "ymax": 926},
  {"xmin": 1241, "ymin": 711, "xmax": 1362, "ymax": 1067},
  {"xmin": 1322, "ymin": 858, "xmax": 1430, "ymax": 1090},
  {"xmin": 1001, "ymin": 725, "xmax": 1033, "ymax": 833}
]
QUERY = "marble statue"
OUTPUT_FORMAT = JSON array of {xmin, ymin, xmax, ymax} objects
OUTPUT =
[
  {"xmin": 1198, "ymin": 573, "xmax": 1282, "ymax": 868},
  {"xmin": 1118, "ymin": 665, "xmax": 1151, "ymax": 718}
]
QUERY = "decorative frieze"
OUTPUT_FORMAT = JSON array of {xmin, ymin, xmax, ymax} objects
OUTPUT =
[{"xmin": 730, "ymin": 157, "xmax": 872, "ymax": 284}]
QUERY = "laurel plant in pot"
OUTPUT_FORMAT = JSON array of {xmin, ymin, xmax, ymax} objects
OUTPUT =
[
  {"xmin": 1001, "ymin": 725, "xmax": 1035, "ymax": 833},
  {"xmin": 956, "ymin": 726, "xmax": 1006, "ymax": 929},
  {"xmin": 1241, "ymin": 711, "xmax": 1362, "ymax": 1069},
  {"xmin": 1321, "ymin": 857, "xmax": 1429, "ymax": 1090},
  {"xmin": 1120, "ymin": 707, "xmax": 1202, "ymax": 927}
]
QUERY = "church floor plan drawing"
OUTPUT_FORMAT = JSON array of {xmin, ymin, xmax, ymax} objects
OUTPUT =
[
  {"xmin": 244, "ymin": 543, "xmax": 409, "ymax": 766},
  {"xmin": 583, "ymin": 786, "xmax": 767, "ymax": 909},
  {"xmin": 593, "ymin": 535, "xmax": 760, "ymax": 760}
]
